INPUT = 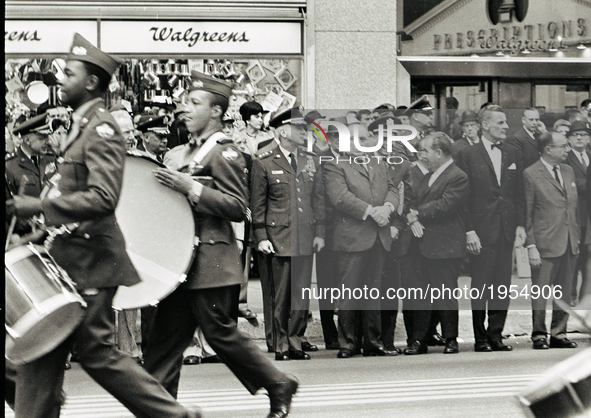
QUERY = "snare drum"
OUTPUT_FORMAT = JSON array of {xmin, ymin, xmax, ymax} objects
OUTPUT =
[{"xmin": 5, "ymin": 244, "xmax": 86, "ymax": 365}]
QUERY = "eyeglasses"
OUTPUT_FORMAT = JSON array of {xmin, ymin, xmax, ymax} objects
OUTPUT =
[
  {"xmin": 548, "ymin": 144, "xmax": 571, "ymax": 150},
  {"xmin": 569, "ymin": 132, "xmax": 590, "ymax": 138}
]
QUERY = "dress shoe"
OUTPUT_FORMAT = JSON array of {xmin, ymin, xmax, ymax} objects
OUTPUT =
[
  {"xmin": 352, "ymin": 347, "xmax": 362, "ymax": 356},
  {"xmin": 363, "ymin": 346, "xmax": 398, "ymax": 356},
  {"xmin": 301, "ymin": 342, "xmax": 319, "ymax": 352},
  {"xmin": 238, "ymin": 308, "xmax": 257, "ymax": 320},
  {"xmin": 69, "ymin": 354, "xmax": 80, "ymax": 363},
  {"xmin": 266, "ymin": 375, "xmax": 298, "ymax": 418},
  {"xmin": 337, "ymin": 349, "xmax": 353, "ymax": 358},
  {"xmin": 385, "ymin": 344, "xmax": 403, "ymax": 355},
  {"xmin": 489, "ymin": 341, "xmax": 512, "ymax": 351},
  {"xmin": 425, "ymin": 333, "xmax": 446, "ymax": 346},
  {"xmin": 183, "ymin": 355, "xmax": 201, "ymax": 365},
  {"xmin": 326, "ymin": 342, "xmax": 340, "ymax": 350},
  {"xmin": 200, "ymin": 355, "xmax": 222, "ymax": 364},
  {"xmin": 549, "ymin": 337, "xmax": 578, "ymax": 349},
  {"xmin": 275, "ymin": 351, "xmax": 290, "ymax": 361},
  {"xmin": 403, "ymin": 340, "xmax": 428, "ymax": 355},
  {"xmin": 443, "ymin": 339, "xmax": 459, "ymax": 354},
  {"xmin": 64, "ymin": 362, "xmax": 71, "ymax": 370},
  {"xmin": 288, "ymin": 350, "xmax": 311, "ymax": 360},
  {"xmin": 474, "ymin": 342, "xmax": 493, "ymax": 352},
  {"xmin": 267, "ymin": 347, "xmax": 275, "ymax": 353},
  {"xmin": 134, "ymin": 357, "xmax": 145, "ymax": 366},
  {"xmin": 533, "ymin": 338, "xmax": 550, "ymax": 350}
]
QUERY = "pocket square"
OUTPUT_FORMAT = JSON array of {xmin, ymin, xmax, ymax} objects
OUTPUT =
[{"xmin": 508, "ymin": 163, "xmax": 516, "ymax": 170}]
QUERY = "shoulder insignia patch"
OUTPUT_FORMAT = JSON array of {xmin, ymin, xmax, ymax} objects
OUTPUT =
[
  {"xmin": 5, "ymin": 152, "xmax": 16, "ymax": 161},
  {"xmin": 222, "ymin": 149, "xmax": 239, "ymax": 161},
  {"xmin": 96, "ymin": 123, "xmax": 115, "ymax": 139}
]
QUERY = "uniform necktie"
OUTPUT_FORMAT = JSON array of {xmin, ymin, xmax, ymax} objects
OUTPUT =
[
  {"xmin": 289, "ymin": 153, "xmax": 297, "ymax": 172},
  {"xmin": 32, "ymin": 156, "xmax": 39, "ymax": 169}
]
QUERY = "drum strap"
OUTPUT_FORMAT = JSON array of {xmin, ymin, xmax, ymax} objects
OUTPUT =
[{"xmin": 191, "ymin": 132, "xmax": 228, "ymax": 166}]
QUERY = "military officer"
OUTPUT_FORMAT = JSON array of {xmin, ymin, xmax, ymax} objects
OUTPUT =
[
  {"xmin": 143, "ymin": 71, "xmax": 298, "ymax": 418},
  {"xmin": 251, "ymin": 108, "xmax": 326, "ymax": 361},
  {"xmin": 7, "ymin": 33, "xmax": 201, "ymax": 418},
  {"xmin": 136, "ymin": 114, "xmax": 170, "ymax": 162}
]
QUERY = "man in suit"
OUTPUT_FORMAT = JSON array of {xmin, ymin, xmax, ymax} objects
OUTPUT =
[
  {"xmin": 404, "ymin": 132, "xmax": 469, "ymax": 355},
  {"xmin": 143, "ymin": 73, "xmax": 298, "ymax": 418},
  {"xmin": 451, "ymin": 110, "xmax": 480, "ymax": 159},
  {"xmin": 507, "ymin": 107, "xmax": 543, "ymax": 169},
  {"xmin": 525, "ymin": 131, "xmax": 580, "ymax": 350},
  {"xmin": 251, "ymin": 108, "xmax": 325, "ymax": 361},
  {"xmin": 565, "ymin": 120, "xmax": 591, "ymax": 304},
  {"xmin": 455, "ymin": 105, "xmax": 526, "ymax": 352},
  {"xmin": 7, "ymin": 33, "xmax": 200, "ymax": 418},
  {"xmin": 323, "ymin": 123, "xmax": 399, "ymax": 358}
]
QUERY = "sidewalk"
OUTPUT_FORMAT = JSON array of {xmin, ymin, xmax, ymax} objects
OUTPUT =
[{"xmin": 238, "ymin": 275, "xmax": 591, "ymax": 346}]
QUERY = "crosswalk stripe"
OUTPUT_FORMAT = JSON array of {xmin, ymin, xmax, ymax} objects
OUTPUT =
[{"xmin": 5, "ymin": 375, "xmax": 539, "ymax": 417}]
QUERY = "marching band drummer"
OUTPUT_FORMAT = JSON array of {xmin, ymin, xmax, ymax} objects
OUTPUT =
[
  {"xmin": 6, "ymin": 33, "xmax": 201, "ymax": 418},
  {"xmin": 143, "ymin": 71, "xmax": 299, "ymax": 418}
]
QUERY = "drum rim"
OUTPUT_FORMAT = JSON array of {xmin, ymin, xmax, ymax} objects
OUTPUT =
[{"xmin": 5, "ymin": 244, "xmax": 45, "ymax": 266}]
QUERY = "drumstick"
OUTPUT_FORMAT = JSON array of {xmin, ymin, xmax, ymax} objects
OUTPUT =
[{"xmin": 5, "ymin": 175, "xmax": 28, "ymax": 251}]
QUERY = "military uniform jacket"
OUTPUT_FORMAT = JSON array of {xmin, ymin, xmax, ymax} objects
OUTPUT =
[
  {"xmin": 322, "ymin": 154, "xmax": 399, "ymax": 253},
  {"xmin": 164, "ymin": 133, "xmax": 248, "ymax": 289},
  {"xmin": 251, "ymin": 143, "xmax": 325, "ymax": 257},
  {"xmin": 6, "ymin": 147, "xmax": 57, "ymax": 234},
  {"xmin": 41, "ymin": 98, "xmax": 140, "ymax": 290}
]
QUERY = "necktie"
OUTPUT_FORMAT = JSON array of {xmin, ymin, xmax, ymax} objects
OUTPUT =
[
  {"xmin": 32, "ymin": 156, "xmax": 39, "ymax": 168},
  {"xmin": 289, "ymin": 153, "xmax": 297, "ymax": 172},
  {"xmin": 553, "ymin": 166, "xmax": 562, "ymax": 186},
  {"xmin": 582, "ymin": 152, "xmax": 589, "ymax": 167}
]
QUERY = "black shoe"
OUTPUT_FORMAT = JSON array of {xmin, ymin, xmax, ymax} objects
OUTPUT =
[
  {"xmin": 425, "ymin": 333, "xmax": 446, "ymax": 346},
  {"xmin": 288, "ymin": 350, "xmax": 311, "ymax": 360},
  {"xmin": 549, "ymin": 337, "xmax": 578, "ymax": 349},
  {"xmin": 337, "ymin": 349, "xmax": 353, "ymax": 358},
  {"xmin": 64, "ymin": 362, "xmax": 71, "ymax": 370},
  {"xmin": 183, "ymin": 355, "xmax": 201, "ymax": 365},
  {"xmin": 403, "ymin": 340, "xmax": 428, "ymax": 355},
  {"xmin": 301, "ymin": 342, "xmax": 319, "ymax": 352},
  {"xmin": 352, "ymin": 347, "xmax": 362, "ymax": 356},
  {"xmin": 134, "ymin": 357, "xmax": 145, "ymax": 366},
  {"xmin": 533, "ymin": 338, "xmax": 550, "ymax": 350},
  {"xmin": 266, "ymin": 375, "xmax": 299, "ymax": 418},
  {"xmin": 69, "ymin": 354, "xmax": 80, "ymax": 363},
  {"xmin": 489, "ymin": 341, "xmax": 513, "ymax": 351},
  {"xmin": 385, "ymin": 344, "xmax": 403, "ymax": 355},
  {"xmin": 326, "ymin": 342, "xmax": 340, "ymax": 350},
  {"xmin": 201, "ymin": 355, "xmax": 222, "ymax": 364},
  {"xmin": 474, "ymin": 342, "xmax": 493, "ymax": 352},
  {"xmin": 363, "ymin": 346, "xmax": 398, "ymax": 357},
  {"xmin": 275, "ymin": 351, "xmax": 290, "ymax": 361},
  {"xmin": 238, "ymin": 308, "xmax": 257, "ymax": 320},
  {"xmin": 443, "ymin": 339, "xmax": 459, "ymax": 354},
  {"xmin": 267, "ymin": 346, "xmax": 275, "ymax": 353}
]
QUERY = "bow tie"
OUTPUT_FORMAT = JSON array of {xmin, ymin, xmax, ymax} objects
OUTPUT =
[{"xmin": 491, "ymin": 141, "xmax": 503, "ymax": 150}]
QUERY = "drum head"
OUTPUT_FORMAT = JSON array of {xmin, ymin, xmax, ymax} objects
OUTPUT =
[{"xmin": 113, "ymin": 155, "xmax": 195, "ymax": 309}]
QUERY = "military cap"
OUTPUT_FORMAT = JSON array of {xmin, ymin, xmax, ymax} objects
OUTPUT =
[
  {"xmin": 67, "ymin": 33, "xmax": 122, "ymax": 77},
  {"xmin": 188, "ymin": 70, "xmax": 234, "ymax": 99},
  {"xmin": 269, "ymin": 108, "xmax": 307, "ymax": 129},
  {"xmin": 137, "ymin": 114, "xmax": 171, "ymax": 135},
  {"xmin": 304, "ymin": 110, "xmax": 325, "ymax": 123},
  {"xmin": 222, "ymin": 113, "xmax": 235, "ymax": 123},
  {"xmin": 368, "ymin": 112, "xmax": 402, "ymax": 132},
  {"xmin": 12, "ymin": 112, "xmax": 57, "ymax": 137},
  {"xmin": 459, "ymin": 111, "xmax": 479, "ymax": 125},
  {"xmin": 567, "ymin": 120, "xmax": 591, "ymax": 136}
]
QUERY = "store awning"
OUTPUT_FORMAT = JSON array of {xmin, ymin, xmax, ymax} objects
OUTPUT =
[
  {"xmin": 6, "ymin": 0, "xmax": 307, "ymax": 20},
  {"xmin": 398, "ymin": 56, "xmax": 591, "ymax": 78}
]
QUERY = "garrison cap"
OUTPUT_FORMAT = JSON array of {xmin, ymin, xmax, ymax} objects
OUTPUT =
[
  {"xmin": 137, "ymin": 114, "xmax": 171, "ymax": 135},
  {"xmin": 269, "ymin": 108, "xmax": 307, "ymax": 129},
  {"xmin": 188, "ymin": 71, "xmax": 234, "ymax": 99},
  {"xmin": 68, "ymin": 33, "xmax": 122, "ymax": 77}
]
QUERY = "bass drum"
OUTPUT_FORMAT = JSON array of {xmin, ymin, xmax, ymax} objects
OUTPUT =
[{"xmin": 113, "ymin": 155, "xmax": 196, "ymax": 310}]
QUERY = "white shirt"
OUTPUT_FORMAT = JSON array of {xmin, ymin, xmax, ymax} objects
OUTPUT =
[
  {"xmin": 481, "ymin": 137, "xmax": 502, "ymax": 185},
  {"xmin": 540, "ymin": 156, "xmax": 564, "ymax": 187},
  {"xmin": 428, "ymin": 158, "xmax": 453, "ymax": 187}
]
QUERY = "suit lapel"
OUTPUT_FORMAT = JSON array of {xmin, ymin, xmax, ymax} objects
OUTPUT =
[
  {"xmin": 475, "ymin": 141, "xmax": 498, "ymax": 186},
  {"xmin": 568, "ymin": 150, "xmax": 586, "ymax": 177},
  {"xmin": 537, "ymin": 162, "xmax": 565, "ymax": 195}
]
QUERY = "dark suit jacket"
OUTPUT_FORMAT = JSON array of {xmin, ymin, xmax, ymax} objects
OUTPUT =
[
  {"xmin": 251, "ymin": 144, "xmax": 325, "ymax": 257},
  {"xmin": 414, "ymin": 162, "xmax": 469, "ymax": 259},
  {"xmin": 451, "ymin": 137, "xmax": 476, "ymax": 160},
  {"xmin": 323, "ymin": 154, "xmax": 399, "ymax": 252},
  {"xmin": 455, "ymin": 140, "xmax": 525, "ymax": 246},
  {"xmin": 524, "ymin": 160, "xmax": 580, "ymax": 258},
  {"xmin": 386, "ymin": 159, "xmax": 414, "ymax": 258},
  {"xmin": 164, "ymin": 134, "xmax": 248, "ymax": 289},
  {"xmin": 42, "ymin": 99, "xmax": 140, "ymax": 290},
  {"xmin": 565, "ymin": 150, "xmax": 589, "ymax": 227},
  {"xmin": 507, "ymin": 126, "xmax": 540, "ymax": 169}
]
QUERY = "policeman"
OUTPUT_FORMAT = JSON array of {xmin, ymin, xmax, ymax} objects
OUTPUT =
[
  {"xmin": 136, "ymin": 114, "xmax": 170, "ymax": 162},
  {"xmin": 251, "ymin": 108, "xmax": 325, "ymax": 361}
]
